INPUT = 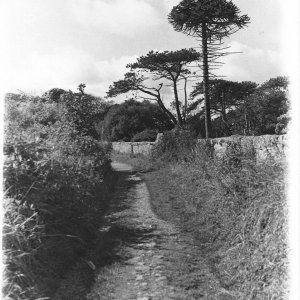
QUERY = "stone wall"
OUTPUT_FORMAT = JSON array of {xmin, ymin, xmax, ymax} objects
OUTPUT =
[
  {"xmin": 112, "ymin": 134, "xmax": 287, "ymax": 161},
  {"xmin": 112, "ymin": 141, "xmax": 156, "ymax": 156},
  {"xmin": 197, "ymin": 135, "xmax": 287, "ymax": 162}
]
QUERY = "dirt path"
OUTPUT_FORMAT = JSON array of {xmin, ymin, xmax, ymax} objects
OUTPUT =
[{"xmin": 87, "ymin": 162, "xmax": 232, "ymax": 300}]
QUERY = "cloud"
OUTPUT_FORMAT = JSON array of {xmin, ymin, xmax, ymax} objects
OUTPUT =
[
  {"xmin": 1, "ymin": 47, "xmax": 138, "ymax": 96},
  {"xmin": 161, "ymin": 0, "xmax": 179, "ymax": 12},
  {"xmin": 67, "ymin": 0, "xmax": 162, "ymax": 37},
  {"xmin": 216, "ymin": 42, "xmax": 284, "ymax": 83}
]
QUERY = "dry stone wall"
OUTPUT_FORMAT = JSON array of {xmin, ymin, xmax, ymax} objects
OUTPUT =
[
  {"xmin": 112, "ymin": 134, "xmax": 287, "ymax": 161},
  {"xmin": 112, "ymin": 133, "xmax": 163, "ymax": 155},
  {"xmin": 197, "ymin": 135, "xmax": 287, "ymax": 162},
  {"xmin": 112, "ymin": 141, "xmax": 156, "ymax": 156}
]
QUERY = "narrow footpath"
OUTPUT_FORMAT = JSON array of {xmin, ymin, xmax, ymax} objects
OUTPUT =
[{"xmin": 87, "ymin": 162, "xmax": 232, "ymax": 300}]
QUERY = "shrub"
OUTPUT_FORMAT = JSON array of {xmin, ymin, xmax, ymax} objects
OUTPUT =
[
  {"xmin": 275, "ymin": 113, "xmax": 289, "ymax": 134},
  {"xmin": 102, "ymin": 99, "xmax": 173, "ymax": 141},
  {"xmin": 3, "ymin": 92, "xmax": 113, "ymax": 299},
  {"xmin": 131, "ymin": 129, "xmax": 158, "ymax": 142},
  {"xmin": 151, "ymin": 128, "xmax": 196, "ymax": 163},
  {"xmin": 62, "ymin": 91, "xmax": 109, "ymax": 138}
]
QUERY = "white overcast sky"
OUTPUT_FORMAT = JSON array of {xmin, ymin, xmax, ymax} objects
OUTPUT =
[{"xmin": 0, "ymin": 0, "xmax": 296, "ymax": 98}]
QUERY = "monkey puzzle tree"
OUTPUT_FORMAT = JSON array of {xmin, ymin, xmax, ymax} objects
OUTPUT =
[
  {"xmin": 107, "ymin": 48, "xmax": 200, "ymax": 127},
  {"xmin": 168, "ymin": 0, "xmax": 250, "ymax": 138}
]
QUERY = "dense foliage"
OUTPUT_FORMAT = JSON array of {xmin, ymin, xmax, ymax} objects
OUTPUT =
[
  {"xmin": 190, "ymin": 79, "xmax": 257, "ymax": 135},
  {"xmin": 235, "ymin": 76, "xmax": 289, "ymax": 135},
  {"xmin": 131, "ymin": 129, "xmax": 159, "ymax": 142},
  {"xmin": 3, "ymin": 88, "xmax": 113, "ymax": 299},
  {"xmin": 186, "ymin": 76, "xmax": 289, "ymax": 137},
  {"xmin": 101, "ymin": 99, "xmax": 173, "ymax": 141}
]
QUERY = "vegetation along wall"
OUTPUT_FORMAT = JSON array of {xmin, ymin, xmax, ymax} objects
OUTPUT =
[{"xmin": 113, "ymin": 134, "xmax": 287, "ymax": 161}]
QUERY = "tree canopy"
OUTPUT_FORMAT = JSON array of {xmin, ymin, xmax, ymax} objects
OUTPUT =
[
  {"xmin": 42, "ymin": 88, "xmax": 66, "ymax": 103},
  {"xmin": 237, "ymin": 76, "xmax": 289, "ymax": 135},
  {"xmin": 129, "ymin": 49, "xmax": 200, "ymax": 78},
  {"xmin": 168, "ymin": 0, "xmax": 250, "ymax": 39},
  {"xmin": 107, "ymin": 49, "xmax": 200, "ymax": 126},
  {"xmin": 190, "ymin": 79, "xmax": 257, "ymax": 135},
  {"xmin": 185, "ymin": 76, "xmax": 289, "ymax": 137},
  {"xmin": 191, "ymin": 79, "xmax": 257, "ymax": 111},
  {"xmin": 101, "ymin": 99, "xmax": 173, "ymax": 141},
  {"xmin": 61, "ymin": 85, "xmax": 111, "ymax": 138}
]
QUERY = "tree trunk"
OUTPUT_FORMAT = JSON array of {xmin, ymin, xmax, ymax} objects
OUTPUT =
[
  {"xmin": 243, "ymin": 99, "xmax": 248, "ymax": 135},
  {"xmin": 137, "ymin": 86, "xmax": 177, "ymax": 126},
  {"xmin": 173, "ymin": 81, "xmax": 184, "ymax": 126},
  {"xmin": 201, "ymin": 22, "xmax": 212, "ymax": 138},
  {"xmin": 220, "ymin": 90, "xmax": 231, "ymax": 135},
  {"xmin": 183, "ymin": 77, "xmax": 188, "ymax": 123},
  {"xmin": 157, "ymin": 95, "xmax": 178, "ymax": 126}
]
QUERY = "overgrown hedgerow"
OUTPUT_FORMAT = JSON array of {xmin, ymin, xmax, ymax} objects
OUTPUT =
[
  {"xmin": 151, "ymin": 128, "xmax": 196, "ymax": 163},
  {"xmin": 3, "ymin": 93, "xmax": 113, "ymax": 299},
  {"xmin": 147, "ymin": 131, "xmax": 288, "ymax": 299}
]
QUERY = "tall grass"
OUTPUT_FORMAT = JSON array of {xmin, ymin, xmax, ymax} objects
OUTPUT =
[
  {"xmin": 149, "ymin": 131, "xmax": 288, "ymax": 299},
  {"xmin": 3, "ymin": 93, "xmax": 113, "ymax": 299}
]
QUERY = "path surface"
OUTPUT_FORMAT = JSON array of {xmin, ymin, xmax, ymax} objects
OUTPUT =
[{"xmin": 87, "ymin": 162, "xmax": 232, "ymax": 300}]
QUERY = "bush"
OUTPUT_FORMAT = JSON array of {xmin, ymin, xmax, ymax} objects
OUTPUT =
[
  {"xmin": 151, "ymin": 128, "xmax": 196, "ymax": 163},
  {"xmin": 275, "ymin": 113, "xmax": 289, "ymax": 134},
  {"xmin": 102, "ymin": 99, "xmax": 173, "ymax": 141},
  {"xmin": 131, "ymin": 129, "xmax": 158, "ymax": 142},
  {"xmin": 62, "ymin": 91, "xmax": 109, "ymax": 138},
  {"xmin": 3, "ymin": 92, "xmax": 113, "ymax": 299}
]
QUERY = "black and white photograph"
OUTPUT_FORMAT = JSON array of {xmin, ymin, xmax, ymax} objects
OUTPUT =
[{"xmin": 1, "ymin": 0, "xmax": 299, "ymax": 299}]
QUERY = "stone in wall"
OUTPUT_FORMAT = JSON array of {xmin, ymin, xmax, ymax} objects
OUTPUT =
[{"xmin": 250, "ymin": 135, "xmax": 287, "ymax": 161}]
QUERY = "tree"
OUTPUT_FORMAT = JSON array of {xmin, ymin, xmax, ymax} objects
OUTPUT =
[
  {"xmin": 42, "ymin": 88, "xmax": 66, "ymax": 103},
  {"xmin": 101, "ymin": 99, "xmax": 173, "ymax": 141},
  {"xmin": 107, "ymin": 49, "xmax": 200, "ymax": 127},
  {"xmin": 191, "ymin": 79, "xmax": 257, "ymax": 135},
  {"xmin": 77, "ymin": 83, "xmax": 86, "ymax": 95},
  {"xmin": 231, "ymin": 76, "xmax": 289, "ymax": 135},
  {"xmin": 62, "ymin": 86, "xmax": 111, "ymax": 138},
  {"xmin": 168, "ymin": 0, "xmax": 250, "ymax": 138}
]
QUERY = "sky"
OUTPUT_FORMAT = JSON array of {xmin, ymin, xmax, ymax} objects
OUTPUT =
[{"xmin": 0, "ymin": 0, "xmax": 293, "ymax": 99}]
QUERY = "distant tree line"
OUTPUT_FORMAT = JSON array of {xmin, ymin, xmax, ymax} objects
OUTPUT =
[
  {"xmin": 188, "ymin": 76, "xmax": 289, "ymax": 137},
  {"xmin": 11, "ymin": 74, "xmax": 287, "ymax": 142}
]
